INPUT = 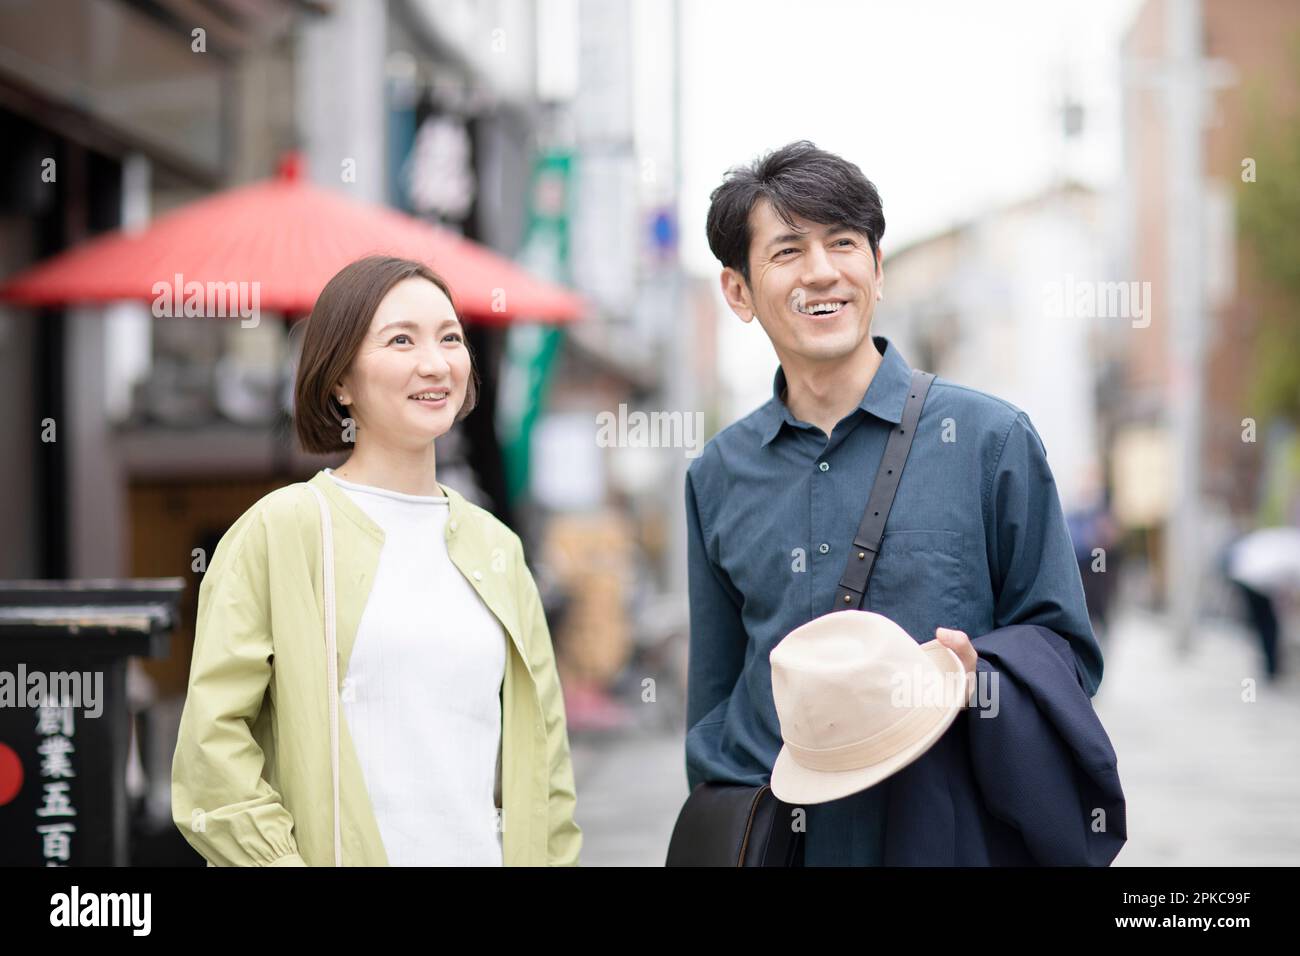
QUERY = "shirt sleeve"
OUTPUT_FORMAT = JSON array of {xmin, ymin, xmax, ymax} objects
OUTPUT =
[
  {"xmin": 171, "ymin": 514, "xmax": 307, "ymax": 866},
  {"xmin": 684, "ymin": 465, "xmax": 750, "ymax": 790},
  {"xmin": 984, "ymin": 412, "xmax": 1104, "ymax": 697},
  {"xmin": 515, "ymin": 540, "xmax": 583, "ymax": 866}
]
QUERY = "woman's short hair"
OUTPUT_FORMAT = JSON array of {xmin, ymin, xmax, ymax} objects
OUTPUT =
[{"xmin": 294, "ymin": 255, "xmax": 480, "ymax": 454}]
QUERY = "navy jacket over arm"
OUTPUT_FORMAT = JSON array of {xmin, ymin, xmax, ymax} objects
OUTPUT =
[{"xmin": 882, "ymin": 623, "xmax": 1126, "ymax": 866}]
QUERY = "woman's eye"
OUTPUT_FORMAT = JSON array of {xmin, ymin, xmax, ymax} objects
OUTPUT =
[
  {"xmin": 443, "ymin": 333, "xmax": 464, "ymax": 344},
  {"xmin": 390, "ymin": 334, "xmax": 412, "ymax": 345}
]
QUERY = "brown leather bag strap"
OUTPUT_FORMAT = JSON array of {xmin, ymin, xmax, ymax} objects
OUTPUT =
[{"xmin": 834, "ymin": 369, "xmax": 936, "ymax": 611}]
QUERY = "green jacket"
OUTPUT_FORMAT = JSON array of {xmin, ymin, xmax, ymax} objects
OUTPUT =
[{"xmin": 171, "ymin": 469, "xmax": 582, "ymax": 866}]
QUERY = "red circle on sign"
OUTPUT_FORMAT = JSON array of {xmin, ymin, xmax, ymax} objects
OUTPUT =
[{"xmin": 0, "ymin": 743, "xmax": 23, "ymax": 806}]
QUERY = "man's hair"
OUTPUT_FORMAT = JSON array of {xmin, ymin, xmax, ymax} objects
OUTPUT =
[
  {"xmin": 294, "ymin": 255, "xmax": 480, "ymax": 454},
  {"xmin": 705, "ymin": 140, "xmax": 885, "ymax": 285}
]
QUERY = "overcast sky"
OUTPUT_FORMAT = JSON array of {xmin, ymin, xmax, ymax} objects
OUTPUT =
[
  {"xmin": 680, "ymin": 0, "xmax": 1142, "ymax": 268},
  {"xmin": 676, "ymin": 0, "xmax": 1143, "ymax": 411}
]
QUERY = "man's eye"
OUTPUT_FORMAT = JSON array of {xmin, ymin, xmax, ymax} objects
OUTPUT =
[
  {"xmin": 835, "ymin": 239, "xmax": 855, "ymax": 247},
  {"xmin": 777, "ymin": 248, "xmax": 798, "ymax": 256}
]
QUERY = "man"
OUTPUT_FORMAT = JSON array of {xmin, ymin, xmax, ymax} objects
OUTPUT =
[{"xmin": 685, "ymin": 140, "xmax": 1103, "ymax": 865}]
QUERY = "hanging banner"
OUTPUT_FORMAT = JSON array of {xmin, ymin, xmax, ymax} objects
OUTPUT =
[{"xmin": 497, "ymin": 151, "xmax": 572, "ymax": 505}]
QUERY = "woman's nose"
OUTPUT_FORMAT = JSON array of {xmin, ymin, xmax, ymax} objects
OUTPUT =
[{"xmin": 417, "ymin": 347, "xmax": 451, "ymax": 377}]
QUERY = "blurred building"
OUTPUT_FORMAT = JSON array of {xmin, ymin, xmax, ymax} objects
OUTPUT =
[
  {"xmin": 1115, "ymin": 0, "xmax": 1300, "ymax": 608},
  {"xmin": 0, "ymin": 0, "xmax": 300, "ymax": 583},
  {"xmin": 878, "ymin": 182, "xmax": 1111, "ymax": 513},
  {"xmin": 506, "ymin": 0, "xmax": 701, "ymax": 719}
]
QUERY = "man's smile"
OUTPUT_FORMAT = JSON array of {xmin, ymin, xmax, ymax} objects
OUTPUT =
[
  {"xmin": 788, "ymin": 288, "xmax": 856, "ymax": 318},
  {"xmin": 790, "ymin": 296, "xmax": 854, "ymax": 321}
]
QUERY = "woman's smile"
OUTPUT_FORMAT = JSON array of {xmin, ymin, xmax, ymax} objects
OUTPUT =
[{"xmin": 409, "ymin": 390, "xmax": 450, "ymax": 409}]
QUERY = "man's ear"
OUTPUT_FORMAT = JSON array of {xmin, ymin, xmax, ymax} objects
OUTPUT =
[
  {"xmin": 874, "ymin": 244, "xmax": 885, "ymax": 299},
  {"xmin": 720, "ymin": 267, "xmax": 757, "ymax": 323}
]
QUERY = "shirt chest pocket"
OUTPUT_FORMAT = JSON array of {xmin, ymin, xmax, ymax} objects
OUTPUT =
[{"xmin": 863, "ymin": 529, "xmax": 970, "ymax": 644}]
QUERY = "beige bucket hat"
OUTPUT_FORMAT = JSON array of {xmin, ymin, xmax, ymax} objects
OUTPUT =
[{"xmin": 768, "ymin": 610, "xmax": 968, "ymax": 805}]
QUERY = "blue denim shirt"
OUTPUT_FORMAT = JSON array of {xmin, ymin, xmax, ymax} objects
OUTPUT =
[{"xmin": 683, "ymin": 335, "xmax": 1103, "ymax": 865}]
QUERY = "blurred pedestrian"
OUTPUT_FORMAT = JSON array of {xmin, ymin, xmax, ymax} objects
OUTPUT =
[
  {"xmin": 1065, "ymin": 469, "xmax": 1121, "ymax": 644},
  {"xmin": 1224, "ymin": 525, "xmax": 1300, "ymax": 681}
]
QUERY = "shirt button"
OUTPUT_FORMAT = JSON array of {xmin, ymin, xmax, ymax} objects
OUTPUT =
[
  {"xmin": 818, "ymin": 461, "xmax": 830, "ymax": 472},
  {"xmin": 449, "ymin": 520, "xmax": 458, "ymax": 532},
  {"xmin": 819, "ymin": 543, "xmax": 830, "ymax": 554},
  {"xmin": 473, "ymin": 570, "xmax": 483, "ymax": 581}
]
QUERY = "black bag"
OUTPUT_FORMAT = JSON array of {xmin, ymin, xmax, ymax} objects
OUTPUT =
[{"xmin": 665, "ymin": 369, "xmax": 936, "ymax": 866}]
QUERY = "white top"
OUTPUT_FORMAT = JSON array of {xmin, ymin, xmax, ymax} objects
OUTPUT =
[{"xmin": 325, "ymin": 468, "xmax": 507, "ymax": 866}]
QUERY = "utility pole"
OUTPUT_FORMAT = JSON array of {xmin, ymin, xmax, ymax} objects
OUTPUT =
[
  {"xmin": 1125, "ymin": 0, "xmax": 1234, "ymax": 653},
  {"xmin": 1164, "ymin": 0, "xmax": 1237, "ymax": 653}
]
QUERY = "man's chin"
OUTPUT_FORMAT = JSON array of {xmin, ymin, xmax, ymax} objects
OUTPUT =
[{"xmin": 791, "ymin": 335, "xmax": 869, "ymax": 364}]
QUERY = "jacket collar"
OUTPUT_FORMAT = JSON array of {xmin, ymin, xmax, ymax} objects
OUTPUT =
[{"xmin": 758, "ymin": 334, "xmax": 913, "ymax": 447}]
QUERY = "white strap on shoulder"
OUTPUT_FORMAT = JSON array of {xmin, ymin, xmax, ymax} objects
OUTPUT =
[{"xmin": 306, "ymin": 483, "xmax": 343, "ymax": 867}]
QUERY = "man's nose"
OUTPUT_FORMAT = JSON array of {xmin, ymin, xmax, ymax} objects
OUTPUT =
[{"xmin": 800, "ymin": 243, "xmax": 839, "ymax": 285}]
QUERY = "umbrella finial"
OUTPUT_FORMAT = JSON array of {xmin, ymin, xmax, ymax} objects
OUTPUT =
[{"xmin": 276, "ymin": 151, "xmax": 306, "ymax": 183}]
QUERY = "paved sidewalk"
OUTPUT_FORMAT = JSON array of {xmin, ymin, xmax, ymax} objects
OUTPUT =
[
  {"xmin": 1096, "ymin": 609, "xmax": 1300, "ymax": 866},
  {"xmin": 568, "ymin": 721, "xmax": 686, "ymax": 867}
]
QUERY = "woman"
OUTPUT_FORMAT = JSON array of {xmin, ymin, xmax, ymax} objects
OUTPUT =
[{"xmin": 171, "ymin": 255, "xmax": 582, "ymax": 866}]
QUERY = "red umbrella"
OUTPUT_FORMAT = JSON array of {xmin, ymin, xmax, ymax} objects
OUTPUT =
[{"xmin": 0, "ymin": 153, "xmax": 585, "ymax": 324}]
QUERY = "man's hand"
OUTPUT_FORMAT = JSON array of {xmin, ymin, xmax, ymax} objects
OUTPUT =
[
  {"xmin": 935, "ymin": 627, "xmax": 977, "ymax": 705},
  {"xmin": 935, "ymin": 627, "xmax": 976, "ymax": 674}
]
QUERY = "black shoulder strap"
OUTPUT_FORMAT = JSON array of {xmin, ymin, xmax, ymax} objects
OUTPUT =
[{"xmin": 833, "ymin": 369, "xmax": 936, "ymax": 611}]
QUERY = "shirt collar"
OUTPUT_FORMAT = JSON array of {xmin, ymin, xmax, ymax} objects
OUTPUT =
[{"xmin": 758, "ymin": 335, "xmax": 914, "ymax": 447}]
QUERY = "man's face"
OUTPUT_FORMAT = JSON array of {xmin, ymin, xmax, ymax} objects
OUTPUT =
[
  {"xmin": 720, "ymin": 198, "xmax": 883, "ymax": 367},
  {"xmin": 338, "ymin": 277, "xmax": 472, "ymax": 449}
]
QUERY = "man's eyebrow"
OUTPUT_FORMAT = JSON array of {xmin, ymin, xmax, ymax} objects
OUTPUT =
[
  {"xmin": 376, "ymin": 317, "xmax": 462, "ymax": 336},
  {"xmin": 766, "ymin": 232, "xmax": 808, "ymax": 248},
  {"xmin": 766, "ymin": 226, "xmax": 857, "ymax": 249}
]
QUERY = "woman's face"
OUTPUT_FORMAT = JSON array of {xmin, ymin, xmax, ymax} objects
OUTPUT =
[{"xmin": 337, "ymin": 277, "xmax": 472, "ymax": 448}]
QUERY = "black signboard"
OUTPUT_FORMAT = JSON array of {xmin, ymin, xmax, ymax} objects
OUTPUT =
[{"xmin": 0, "ymin": 579, "xmax": 179, "ymax": 866}]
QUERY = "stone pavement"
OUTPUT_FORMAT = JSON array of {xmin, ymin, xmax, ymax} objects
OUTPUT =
[
  {"xmin": 567, "ymin": 607, "xmax": 1300, "ymax": 866},
  {"xmin": 1095, "ymin": 608, "xmax": 1300, "ymax": 866},
  {"xmin": 569, "ymin": 726, "xmax": 686, "ymax": 867}
]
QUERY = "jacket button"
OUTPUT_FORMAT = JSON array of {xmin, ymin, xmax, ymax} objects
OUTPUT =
[{"xmin": 473, "ymin": 570, "xmax": 483, "ymax": 581}]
